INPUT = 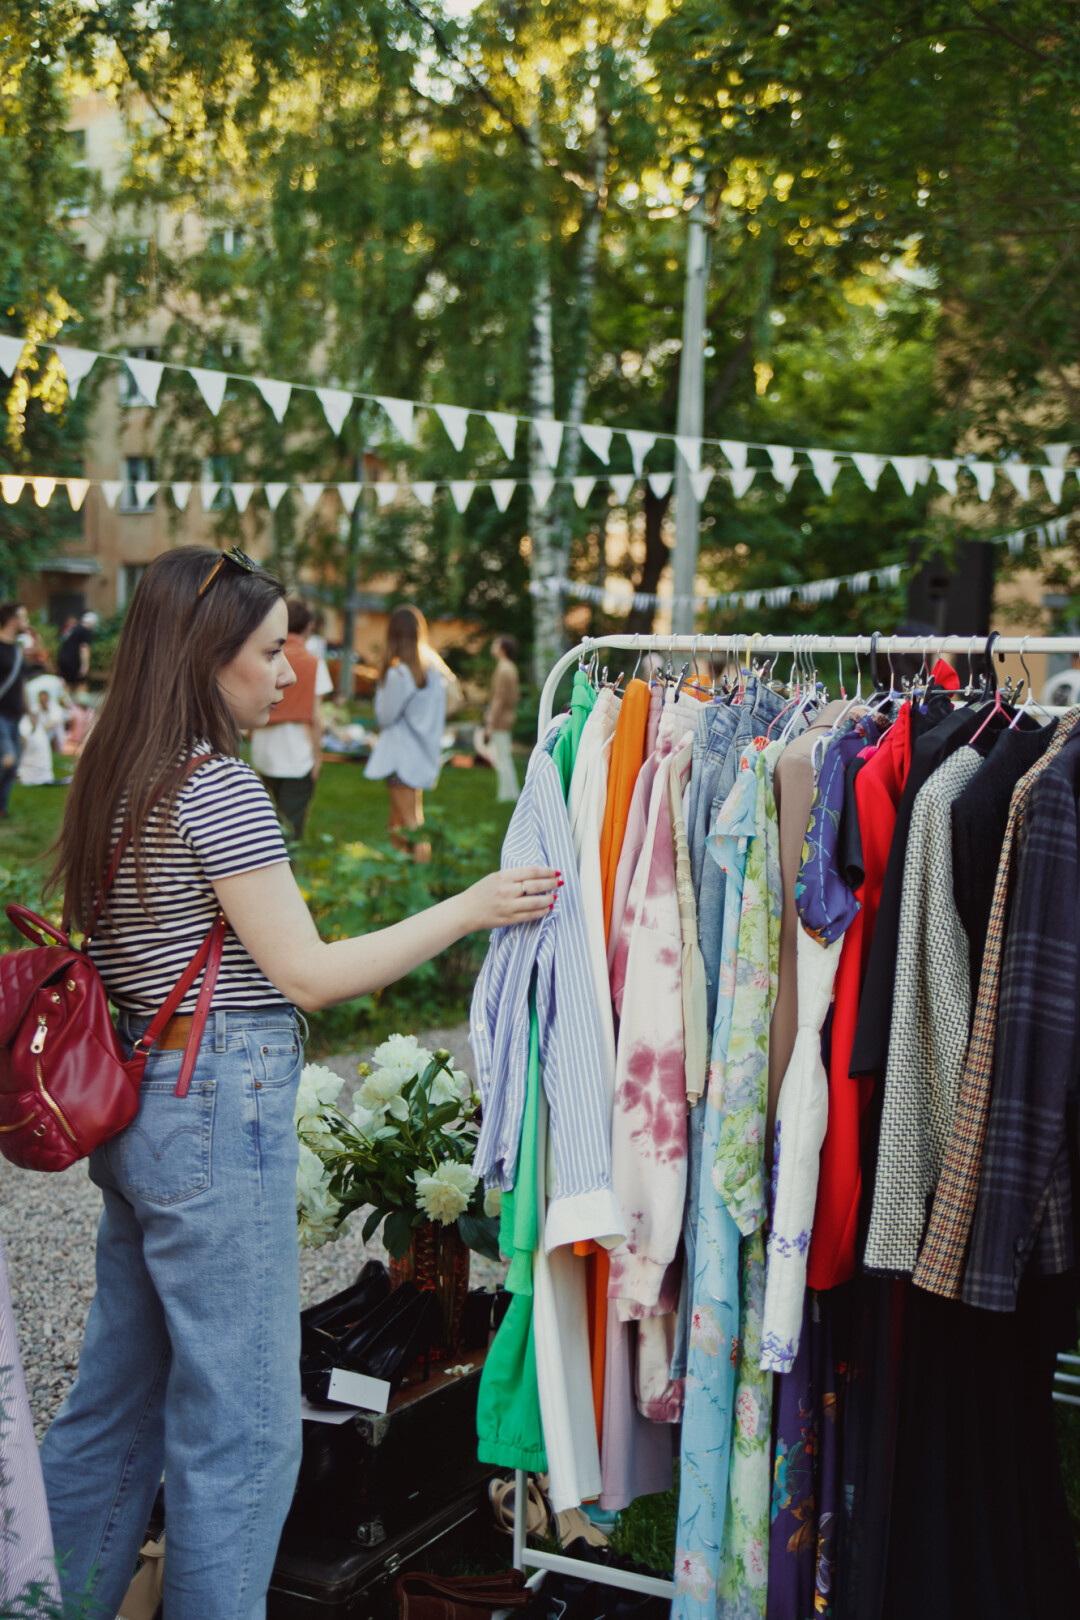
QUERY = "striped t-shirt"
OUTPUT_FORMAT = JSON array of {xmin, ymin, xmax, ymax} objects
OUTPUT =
[{"xmin": 88, "ymin": 752, "xmax": 291, "ymax": 1016}]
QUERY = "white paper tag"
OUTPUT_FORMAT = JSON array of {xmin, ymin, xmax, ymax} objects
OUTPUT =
[{"xmin": 326, "ymin": 1366, "xmax": 392, "ymax": 1413}]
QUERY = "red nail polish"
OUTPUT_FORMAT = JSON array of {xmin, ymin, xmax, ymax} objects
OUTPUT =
[{"xmin": 557, "ymin": 878, "xmax": 564, "ymax": 886}]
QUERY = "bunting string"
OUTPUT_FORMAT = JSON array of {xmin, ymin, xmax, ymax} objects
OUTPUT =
[
  {"xmin": 0, "ymin": 331, "xmax": 1075, "ymax": 502},
  {"xmin": 536, "ymin": 514, "xmax": 1076, "ymax": 617}
]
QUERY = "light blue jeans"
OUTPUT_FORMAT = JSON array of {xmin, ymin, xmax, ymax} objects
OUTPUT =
[
  {"xmin": 0, "ymin": 712, "xmax": 22, "ymax": 814},
  {"xmin": 41, "ymin": 1008, "xmax": 304, "ymax": 1620}
]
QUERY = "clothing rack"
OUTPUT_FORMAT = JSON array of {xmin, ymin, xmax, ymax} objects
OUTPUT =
[{"xmin": 513, "ymin": 629, "xmax": 1080, "ymax": 1606}]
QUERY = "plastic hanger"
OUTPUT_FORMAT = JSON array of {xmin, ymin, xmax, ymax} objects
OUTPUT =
[{"xmin": 969, "ymin": 631, "xmax": 1007, "ymax": 743}]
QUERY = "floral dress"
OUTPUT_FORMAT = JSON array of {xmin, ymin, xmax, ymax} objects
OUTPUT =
[{"xmin": 675, "ymin": 742, "xmax": 781, "ymax": 1618}]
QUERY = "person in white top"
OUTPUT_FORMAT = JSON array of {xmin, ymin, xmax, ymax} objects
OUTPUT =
[{"xmin": 364, "ymin": 604, "xmax": 453, "ymax": 862}]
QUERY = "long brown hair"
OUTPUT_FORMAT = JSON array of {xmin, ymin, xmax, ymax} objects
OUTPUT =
[
  {"xmin": 380, "ymin": 604, "xmax": 430, "ymax": 689},
  {"xmin": 50, "ymin": 546, "xmax": 286, "ymax": 931}
]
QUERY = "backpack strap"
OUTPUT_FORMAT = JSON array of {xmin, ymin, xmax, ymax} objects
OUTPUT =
[
  {"xmin": 82, "ymin": 753, "xmax": 230, "ymax": 1098},
  {"xmin": 132, "ymin": 911, "xmax": 228, "ymax": 1098}
]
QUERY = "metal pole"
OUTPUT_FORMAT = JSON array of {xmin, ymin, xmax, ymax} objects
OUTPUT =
[
  {"xmin": 671, "ymin": 188, "xmax": 709, "ymax": 636},
  {"xmin": 338, "ymin": 453, "xmax": 364, "ymax": 702}
]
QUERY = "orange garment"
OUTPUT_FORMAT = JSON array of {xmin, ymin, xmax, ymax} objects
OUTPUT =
[
  {"xmin": 578, "ymin": 678, "xmax": 651, "ymax": 1447},
  {"xmin": 269, "ymin": 633, "xmax": 319, "ymax": 724},
  {"xmin": 599, "ymin": 679, "xmax": 652, "ymax": 937}
]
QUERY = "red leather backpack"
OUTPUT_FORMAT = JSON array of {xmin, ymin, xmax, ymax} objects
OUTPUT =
[{"xmin": 0, "ymin": 762, "xmax": 226, "ymax": 1172}]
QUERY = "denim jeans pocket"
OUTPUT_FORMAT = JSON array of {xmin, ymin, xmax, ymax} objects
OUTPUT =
[
  {"xmin": 245, "ymin": 1031, "xmax": 303, "ymax": 1089},
  {"xmin": 107, "ymin": 1075, "xmax": 217, "ymax": 1206}
]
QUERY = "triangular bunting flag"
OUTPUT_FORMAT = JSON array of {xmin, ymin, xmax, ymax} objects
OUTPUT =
[
  {"xmin": 373, "ymin": 482, "xmax": 397, "ymax": 508},
  {"xmin": 412, "ymin": 481, "xmax": 436, "ymax": 508},
  {"xmin": 624, "ymin": 431, "xmax": 656, "ymax": 477},
  {"xmin": 913, "ymin": 455, "xmax": 932, "ymax": 484},
  {"xmin": 530, "ymin": 476, "xmax": 555, "ymax": 509},
  {"xmin": 689, "ymin": 468, "xmax": 715, "ymax": 501},
  {"xmin": 300, "ymin": 483, "xmax": 325, "ymax": 509},
  {"xmin": 102, "ymin": 480, "xmax": 124, "ymax": 508},
  {"xmin": 171, "ymin": 482, "xmax": 192, "ymax": 510},
  {"xmin": 851, "ymin": 453, "xmax": 885, "ymax": 491},
  {"xmin": 485, "ymin": 411, "xmax": 518, "ymax": 458},
  {"xmin": 777, "ymin": 465, "xmax": 801, "ymax": 492},
  {"xmin": 189, "ymin": 366, "xmax": 227, "ymax": 416},
  {"xmin": 199, "ymin": 482, "xmax": 221, "ymax": 511},
  {"xmin": 767, "ymin": 444, "xmax": 794, "ymax": 480},
  {"xmin": 491, "ymin": 480, "xmax": 515, "ymax": 512},
  {"xmin": 533, "ymin": 418, "xmax": 564, "ymax": 470},
  {"xmin": 449, "ymin": 481, "xmax": 474, "ymax": 513},
  {"xmin": 232, "ymin": 483, "xmax": 255, "ymax": 514},
  {"xmin": 264, "ymin": 482, "xmax": 289, "ymax": 511},
  {"xmin": 435, "ymin": 404, "xmax": 471, "ymax": 452},
  {"xmin": 254, "ymin": 377, "xmax": 292, "ymax": 423},
  {"xmin": 377, "ymin": 396, "xmax": 415, "ymax": 442},
  {"xmin": 66, "ymin": 478, "xmax": 90, "ymax": 510},
  {"xmin": 719, "ymin": 439, "xmax": 748, "ymax": 472},
  {"xmin": 1044, "ymin": 443, "xmax": 1070, "ymax": 467},
  {"xmin": 730, "ymin": 467, "xmax": 756, "ymax": 497},
  {"xmin": 1, "ymin": 475, "xmax": 25, "ymax": 502},
  {"xmin": 609, "ymin": 474, "xmax": 635, "ymax": 504},
  {"xmin": 0, "ymin": 336, "xmax": 25, "ymax": 378},
  {"xmin": 647, "ymin": 472, "xmax": 673, "ymax": 498},
  {"xmin": 337, "ymin": 483, "xmax": 361, "ymax": 514},
  {"xmin": 931, "ymin": 459, "xmax": 958, "ymax": 494},
  {"xmin": 572, "ymin": 476, "xmax": 596, "ymax": 508},
  {"xmin": 579, "ymin": 424, "xmax": 613, "ymax": 464},
  {"xmin": 135, "ymin": 481, "xmax": 158, "ymax": 508},
  {"xmin": 1002, "ymin": 463, "xmax": 1031, "ymax": 500},
  {"xmin": 316, "ymin": 387, "xmax": 353, "ymax": 437},
  {"xmin": 31, "ymin": 478, "xmax": 56, "ymax": 507},
  {"xmin": 890, "ymin": 455, "xmax": 921, "ymax": 496},
  {"xmin": 55, "ymin": 345, "xmax": 97, "ymax": 399},
  {"xmin": 674, "ymin": 436, "xmax": 701, "ymax": 474},
  {"xmin": 808, "ymin": 449, "xmax": 840, "ymax": 495},
  {"xmin": 969, "ymin": 462, "xmax": 996, "ymax": 501},
  {"xmin": 126, "ymin": 356, "xmax": 164, "ymax": 406},
  {"xmin": 1040, "ymin": 466, "xmax": 1065, "ymax": 504}
]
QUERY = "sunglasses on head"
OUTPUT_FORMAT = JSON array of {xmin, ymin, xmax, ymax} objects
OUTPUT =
[{"xmin": 197, "ymin": 545, "xmax": 259, "ymax": 596}]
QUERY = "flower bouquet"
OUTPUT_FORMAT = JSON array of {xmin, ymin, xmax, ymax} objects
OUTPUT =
[{"xmin": 294, "ymin": 1034, "xmax": 501, "ymax": 1263}]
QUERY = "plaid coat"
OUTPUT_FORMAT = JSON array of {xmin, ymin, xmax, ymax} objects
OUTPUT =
[{"xmin": 913, "ymin": 711, "xmax": 1080, "ymax": 1299}]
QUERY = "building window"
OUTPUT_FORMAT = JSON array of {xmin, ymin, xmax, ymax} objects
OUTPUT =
[
  {"xmin": 119, "ymin": 346, "xmax": 160, "ymax": 408},
  {"xmin": 208, "ymin": 226, "xmax": 245, "ymax": 256},
  {"xmin": 116, "ymin": 564, "xmax": 146, "ymax": 609},
  {"xmin": 121, "ymin": 456, "xmax": 156, "ymax": 513},
  {"xmin": 201, "ymin": 454, "xmax": 232, "ymax": 510}
]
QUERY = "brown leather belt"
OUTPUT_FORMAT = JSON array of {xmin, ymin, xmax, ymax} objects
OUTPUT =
[{"xmin": 156, "ymin": 1014, "xmax": 196, "ymax": 1051}]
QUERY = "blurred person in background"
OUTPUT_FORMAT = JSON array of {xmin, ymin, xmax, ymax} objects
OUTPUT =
[
  {"xmin": 250, "ymin": 599, "xmax": 332, "ymax": 844},
  {"xmin": 58, "ymin": 610, "xmax": 98, "ymax": 694},
  {"xmin": 0, "ymin": 602, "xmax": 29, "ymax": 817},
  {"xmin": 364, "ymin": 604, "xmax": 453, "ymax": 863},
  {"xmin": 483, "ymin": 633, "xmax": 521, "ymax": 803}
]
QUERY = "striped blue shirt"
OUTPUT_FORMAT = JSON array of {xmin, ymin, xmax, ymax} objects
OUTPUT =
[{"xmin": 470, "ymin": 728, "xmax": 625, "ymax": 1251}]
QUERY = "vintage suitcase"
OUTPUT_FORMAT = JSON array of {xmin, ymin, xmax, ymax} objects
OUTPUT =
[
  {"xmin": 283, "ymin": 1353, "xmax": 496, "ymax": 1547},
  {"xmin": 268, "ymin": 1481, "xmax": 497, "ymax": 1619}
]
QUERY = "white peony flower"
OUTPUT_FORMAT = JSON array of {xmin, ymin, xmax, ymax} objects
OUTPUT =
[
  {"xmin": 483, "ymin": 1186, "xmax": 502, "ymax": 1219},
  {"xmin": 370, "ymin": 1034, "xmax": 434, "ymax": 1084},
  {"xmin": 413, "ymin": 1160, "xmax": 479, "ymax": 1224},
  {"xmin": 357, "ymin": 1069, "xmax": 410, "ymax": 1120},
  {"xmin": 348, "ymin": 1098, "xmax": 381, "ymax": 1138},
  {"xmin": 294, "ymin": 1063, "xmax": 345, "ymax": 1142},
  {"xmin": 296, "ymin": 1142, "xmax": 342, "ymax": 1249}
]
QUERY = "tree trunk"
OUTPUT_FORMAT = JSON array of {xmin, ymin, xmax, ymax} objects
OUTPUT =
[
  {"xmin": 625, "ymin": 484, "xmax": 672, "ymax": 635},
  {"xmin": 527, "ymin": 107, "xmax": 566, "ymax": 686}
]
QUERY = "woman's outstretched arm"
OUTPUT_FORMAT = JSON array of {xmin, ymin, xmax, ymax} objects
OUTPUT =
[{"xmin": 213, "ymin": 859, "xmax": 558, "ymax": 1012}]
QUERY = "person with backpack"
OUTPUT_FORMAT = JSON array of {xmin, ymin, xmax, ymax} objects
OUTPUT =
[
  {"xmin": 37, "ymin": 546, "xmax": 558, "ymax": 1620},
  {"xmin": 0, "ymin": 601, "xmax": 29, "ymax": 818}
]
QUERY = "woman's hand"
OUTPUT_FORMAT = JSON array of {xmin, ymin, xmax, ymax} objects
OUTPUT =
[{"xmin": 465, "ymin": 865, "xmax": 561, "ymax": 931}]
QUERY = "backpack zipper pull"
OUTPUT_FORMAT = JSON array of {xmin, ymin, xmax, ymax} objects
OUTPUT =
[{"xmin": 30, "ymin": 1016, "xmax": 47, "ymax": 1054}]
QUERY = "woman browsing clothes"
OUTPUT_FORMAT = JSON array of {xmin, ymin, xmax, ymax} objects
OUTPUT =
[
  {"xmin": 364, "ymin": 604, "xmax": 455, "ymax": 863},
  {"xmin": 40, "ymin": 547, "xmax": 558, "ymax": 1620}
]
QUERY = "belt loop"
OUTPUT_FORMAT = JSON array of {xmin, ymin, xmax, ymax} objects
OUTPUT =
[
  {"xmin": 214, "ymin": 1009, "xmax": 227, "ymax": 1052},
  {"xmin": 295, "ymin": 1011, "xmax": 310, "ymax": 1049}
]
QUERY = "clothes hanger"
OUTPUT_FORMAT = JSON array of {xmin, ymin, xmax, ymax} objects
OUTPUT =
[
  {"xmin": 969, "ymin": 631, "xmax": 1008, "ymax": 743},
  {"xmin": 1007, "ymin": 635, "xmax": 1053, "ymax": 728}
]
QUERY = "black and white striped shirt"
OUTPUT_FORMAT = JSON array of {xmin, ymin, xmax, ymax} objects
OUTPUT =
[{"xmin": 88, "ymin": 752, "xmax": 291, "ymax": 1015}]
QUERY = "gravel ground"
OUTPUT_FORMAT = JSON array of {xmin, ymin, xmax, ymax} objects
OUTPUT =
[{"xmin": 1, "ymin": 1025, "xmax": 506, "ymax": 1440}]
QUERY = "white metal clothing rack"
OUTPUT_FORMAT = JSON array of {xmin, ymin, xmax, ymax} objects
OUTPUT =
[{"xmin": 513, "ymin": 630, "xmax": 1080, "ymax": 1605}]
